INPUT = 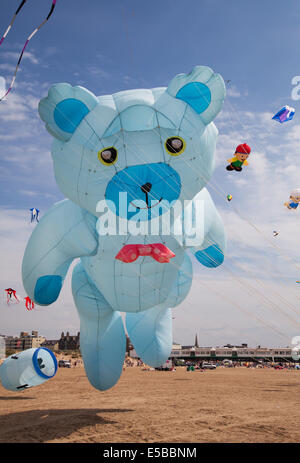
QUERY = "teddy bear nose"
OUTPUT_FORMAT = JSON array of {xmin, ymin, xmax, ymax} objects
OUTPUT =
[{"xmin": 141, "ymin": 182, "xmax": 152, "ymax": 194}]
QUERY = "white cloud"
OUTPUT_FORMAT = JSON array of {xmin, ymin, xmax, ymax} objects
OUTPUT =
[
  {"xmin": 226, "ymin": 86, "xmax": 241, "ymax": 98},
  {"xmin": 0, "ymin": 63, "xmax": 15, "ymax": 73},
  {"xmin": 1, "ymin": 51, "xmax": 39, "ymax": 65},
  {"xmin": 0, "ymin": 91, "xmax": 38, "ymax": 122}
]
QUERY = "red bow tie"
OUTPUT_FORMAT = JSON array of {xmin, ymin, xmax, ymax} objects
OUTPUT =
[{"xmin": 115, "ymin": 243, "xmax": 175, "ymax": 263}]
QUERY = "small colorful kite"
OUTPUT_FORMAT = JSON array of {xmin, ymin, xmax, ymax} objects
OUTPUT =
[
  {"xmin": 4, "ymin": 288, "xmax": 20, "ymax": 305},
  {"xmin": 4, "ymin": 288, "xmax": 35, "ymax": 310},
  {"xmin": 30, "ymin": 208, "xmax": 39, "ymax": 223},
  {"xmin": 0, "ymin": 1, "xmax": 57, "ymax": 102},
  {"xmin": 284, "ymin": 189, "xmax": 300, "ymax": 210},
  {"xmin": 272, "ymin": 105, "xmax": 295, "ymax": 124},
  {"xmin": 227, "ymin": 194, "xmax": 232, "ymax": 202},
  {"xmin": 226, "ymin": 143, "xmax": 251, "ymax": 172},
  {"xmin": 24, "ymin": 296, "xmax": 34, "ymax": 311}
]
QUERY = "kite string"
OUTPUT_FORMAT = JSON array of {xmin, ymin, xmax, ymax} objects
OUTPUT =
[
  {"xmin": 41, "ymin": 88, "xmax": 300, "ymax": 328},
  {"xmin": 177, "ymin": 76, "xmax": 300, "ymax": 273},
  {"xmin": 114, "ymin": 241, "xmax": 291, "ymax": 341},
  {"xmin": 198, "ymin": 237, "xmax": 300, "ymax": 326},
  {"xmin": 0, "ymin": 0, "xmax": 27, "ymax": 46},
  {"xmin": 216, "ymin": 95, "xmax": 300, "ymax": 269},
  {"xmin": 54, "ymin": 95, "xmax": 300, "ymax": 321},
  {"xmin": 53, "ymin": 100, "xmax": 300, "ymax": 320},
  {"xmin": 2, "ymin": 4, "xmax": 295, "ymax": 330},
  {"xmin": 27, "ymin": 121, "xmax": 293, "ymax": 343},
  {"xmin": 14, "ymin": 70, "xmax": 296, "ymax": 352},
  {"xmin": 0, "ymin": 0, "xmax": 57, "ymax": 102}
]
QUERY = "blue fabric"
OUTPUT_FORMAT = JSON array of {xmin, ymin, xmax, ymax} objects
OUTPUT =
[
  {"xmin": 105, "ymin": 163, "xmax": 181, "ymax": 220},
  {"xmin": 72, "ymin": 262, "xmax": 126, "ymax": 391},
  {"xmin": 195, "ymin": 244, "xmax": 224, "ymax": 268},
  {"xmin": 126, "ymin": 306, "xmax": 172, "ymax": 368},
  {"xmin": 0, "ymin": 348, "xmax": 57, "ymax": 391},
  {"xmin": 287, "ymin": 111, "xmax": 295, "ymax": 121},
  {"xmin": 32, "ymin": 347, "xmax": 58, "ymax": 379},
  {"xmin": 289, "ymin": 202, "xmax": 298, "ymax": 209},
  {"xmin": 272, "ymin": 107, "xmax": 285, "ymax": 120},
  {"xmin": 272, "ymin": 106, "xmax": 295, "ymax": 123},
  {"xmin": 176, "ymin": 82, "xmax": 211, "ymax": 114},
  {"xmin": 22, "ymin": 65, "xmax": 226, "ymax": 391},
  {"xmin": 54, "ymin": 98, "xmax": 89, "ymax": 133},
  {"xmin": 34, "ymin": 275, "xmax": 62, "ymax": 305}
]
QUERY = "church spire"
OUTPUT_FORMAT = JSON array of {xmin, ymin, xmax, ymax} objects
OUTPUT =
[{"xmin": 194, "ymin": 333, "xmax": 199, "ymax": 348}]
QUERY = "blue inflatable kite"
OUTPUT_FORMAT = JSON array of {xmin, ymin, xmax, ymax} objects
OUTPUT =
[
  {"xmin": 272, "ymin": 105, "xmax": 295, "ymax": 123},
  {"xmin": 21, "ymin": 66, "xmax": 226, "ymax": 391},
  {"xmin": 0, "ymin": 347, "xmax": 57, "ymax": 391}
]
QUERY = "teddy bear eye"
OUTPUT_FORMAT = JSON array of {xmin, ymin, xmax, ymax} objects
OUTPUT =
[
  {"xmin": 98, "ymin": 147, "xmax": 118, "ymax": 165},
  {"xmin": 165, "ymin": 137, "xmax": 185, "ymax": 156}
]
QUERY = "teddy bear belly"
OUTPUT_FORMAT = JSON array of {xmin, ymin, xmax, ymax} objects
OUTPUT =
[{"xmin": 81, "ymin": 244, "xmax": 185, "ymax": 313}]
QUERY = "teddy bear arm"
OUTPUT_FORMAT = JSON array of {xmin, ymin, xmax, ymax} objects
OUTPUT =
[
  {"xmin": 183, "ymin": 189, "xmax": 226, "ymax": 268},
  {"xmin": 22, "ymin": 200, "xmax": 98, "ymax": 306},
  {"xmin": 192, "ymin": 210, "xmax": 226, "ymax": 268}
]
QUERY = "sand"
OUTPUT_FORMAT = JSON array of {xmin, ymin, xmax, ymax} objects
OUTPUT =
[{"xmin": 0, "ymin": 366, "xmax": 300, "ymax": 443}]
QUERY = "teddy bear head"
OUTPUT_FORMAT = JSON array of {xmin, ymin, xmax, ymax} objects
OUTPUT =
[{"xmin": 39, "ymin": 66, "xmax": 225, "ymax": 221}]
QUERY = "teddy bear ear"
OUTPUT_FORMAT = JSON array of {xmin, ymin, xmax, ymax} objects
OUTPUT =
[
  {"xmin": 166, "ymin": 66, "xmax": 226, "ymax": 125},
  {"xmin": 38, "ymin": 83, "xmax": 98, "ymax": 141}
]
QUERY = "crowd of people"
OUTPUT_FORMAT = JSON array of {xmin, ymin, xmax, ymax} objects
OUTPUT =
[
  {"xmin": 1, "ymin": 350, "xmax": 299, "ymax": 371},
  {"xmin": 183, "ymin": 359, "xmax": 300, "ymax": 370}
]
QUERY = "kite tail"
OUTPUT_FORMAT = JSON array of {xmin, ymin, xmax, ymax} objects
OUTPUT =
[
  {"xmin": 0, "ymin": 0, "xmax": 27, "ymax": 47},
  {"xmin": 0, "ymin": 1, "xmax": 57, "ymax": 102}
]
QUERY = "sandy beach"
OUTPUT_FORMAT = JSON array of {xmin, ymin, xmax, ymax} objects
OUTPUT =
[{"xmin": 0, "ymin": 366, "xmax": 300, "ymax": 443}]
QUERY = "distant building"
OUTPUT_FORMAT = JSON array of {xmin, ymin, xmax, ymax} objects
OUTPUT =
[
  {"xmin": 172, "ymin": 342, "xmax": 182, "ymax": 350},
  {"xmin": 5, "ymin": 331, "xmax": 46, "ymax": 351},
  {"xmin": 170, "ymin": 343, "xmax": 296, "ymax": 361},
  {"xmin": 5, "ymin": 331, "xmax": 80, "ymax": 353},
  {"xmin": 58, "ymin": 332, "xmax": 80, "ymax": 351},
  {"xmin": 182, "ymin": 333, "xmax": 201, "ymax": 351},
  {"xmin": 224, "ymin": 343, "xmax": 248, "ymax": 348},
  {"xmin": 41, "ymin": 339, "xmax": 59, "ymax": 352}
]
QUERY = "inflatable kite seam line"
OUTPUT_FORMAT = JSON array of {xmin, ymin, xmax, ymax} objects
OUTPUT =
[{"xmin": 23, "ymin": 216, "xmax": 92, "ymax": 283}]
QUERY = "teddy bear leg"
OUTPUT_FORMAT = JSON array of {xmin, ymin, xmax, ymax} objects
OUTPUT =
[
  {"xmin": 125, "ymin": 305, "xmax": 172, "ymax": 368},
  {"xmin": 72, "ymin": 262, "xmax": 126, "ymax": 391},
  {"xmin": 125, "ymin": 254, "xmax": 192, "ymax": 367}
]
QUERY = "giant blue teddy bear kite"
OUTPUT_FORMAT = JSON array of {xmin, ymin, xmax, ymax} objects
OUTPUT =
[{"xmin": 21, "ymin": 66, "xmax": 226, "ymax": 391}]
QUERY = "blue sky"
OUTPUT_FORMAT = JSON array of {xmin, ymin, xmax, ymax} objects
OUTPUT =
[{"xmin": 0, "ymin": 0, "xmax": 300, "ymax": 347}]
